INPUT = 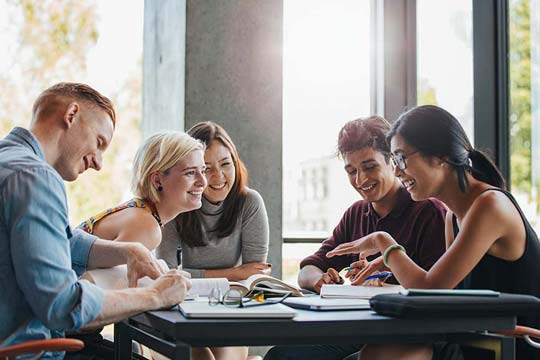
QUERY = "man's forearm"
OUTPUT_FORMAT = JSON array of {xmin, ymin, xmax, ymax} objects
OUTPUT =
[
  {"xmin": 87, "ymin": 238, "xmax": 135, "ymax": 269},
  {"xmin": 298, "ymin": 265, "xmax": 323, "ymax": 291},
  {"xmin": 83, "ymin": 287, "xmax": 160, "ymax": 329}
]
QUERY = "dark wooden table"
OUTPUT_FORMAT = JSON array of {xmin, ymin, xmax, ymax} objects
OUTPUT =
[{"xmin": 115, "ymin": 307, "xmax": 516, "ymax": 359}]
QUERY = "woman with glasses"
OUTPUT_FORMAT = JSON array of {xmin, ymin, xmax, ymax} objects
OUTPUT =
[
  {"xmin": 157, "ymin": 121, "xmax": 270, "ymax": 360},
  {"xmin": 327, "ymin": 105, "xmax": 540, "ymax": 360}
]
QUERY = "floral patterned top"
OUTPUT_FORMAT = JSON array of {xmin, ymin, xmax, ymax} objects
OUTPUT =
[{"xmin": 78, "ymin": 197, "xmax": 162, "ymax": 234}]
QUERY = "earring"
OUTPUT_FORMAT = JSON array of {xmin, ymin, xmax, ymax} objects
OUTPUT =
[{"xmin": 157, "ymin": 185, "xmax": 163, "ymax": 192}]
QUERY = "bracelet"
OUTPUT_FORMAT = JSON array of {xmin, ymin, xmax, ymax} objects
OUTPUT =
[{"xmin": 382, "ymin": 244, "xmax": 405, "ymax": 267}]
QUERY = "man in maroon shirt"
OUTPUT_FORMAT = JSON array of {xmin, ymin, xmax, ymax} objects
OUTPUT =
[
  {"xmin": 298, "ymin": 115, "xmax": 446, "ymax": 293},
  {"xmin": 264, "ymin": 116, "xmax": 446, "ymax": 360}
]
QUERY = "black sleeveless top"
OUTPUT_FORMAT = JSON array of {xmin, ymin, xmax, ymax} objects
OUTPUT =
[{"xmin": 453, "ymin": 188, "xmax": 540, "ymax": 359}]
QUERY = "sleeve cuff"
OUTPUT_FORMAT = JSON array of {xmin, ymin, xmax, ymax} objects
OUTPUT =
[
  {"xmin": 69, "ymin": 280, "xmax": 104, "ymax": 330},
  {"xmin": 70, "ymin": 228, "xmax": 97, "ymax": 276},
  {"xmin": 300, "ymin": 256, "xmax": 329, "ymax": 271}
]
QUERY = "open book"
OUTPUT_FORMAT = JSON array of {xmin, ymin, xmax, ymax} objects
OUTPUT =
[
  {"xmin": 229, "ymin": 274, "xmax": 303, "ymax": 297},
  {"xmin": 320, "ymin": 284, "xmax": 403, "ymax": 299},
  {"xmin": 84, "ymin": 261, "xmax": 302, "ymax": 298},
  {"xmin": 84, "ymin": 260, "xmax": 230, "ymax": 298}
]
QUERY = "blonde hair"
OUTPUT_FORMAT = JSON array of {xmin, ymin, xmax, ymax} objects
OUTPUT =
[{"xmin": 132, "ymin": 131, "xmax": 204, "ymax": 203}]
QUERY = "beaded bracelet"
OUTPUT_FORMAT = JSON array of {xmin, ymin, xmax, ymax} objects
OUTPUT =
[{"xmin": 382, "ymin": 244, "xmax": 405, "ymax": 267}]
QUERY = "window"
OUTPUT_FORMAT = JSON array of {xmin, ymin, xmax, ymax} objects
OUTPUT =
[
  {"xmin": 282, "ymin": 0, "xmax": 371, "ymax": 284},
  {"xmin": 509, "ymin": 0, "xmax": 540, "ymax": 229},
  {"xmin": 416, "ymin": 0, "xmax": 474, "ymax": 141},
  {"xmin": 0, "ymin": 0, "xmax": 143, "ymax": 224}
]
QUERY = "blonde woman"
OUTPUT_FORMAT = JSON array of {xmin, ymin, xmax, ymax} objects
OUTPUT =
[
  {"xmin": 157, "ymin": 122, "xmax": 269, "ymax": 360},
  {"xmin": 79, "ymin": 130, "xmax": 207, "ymax": 252}
]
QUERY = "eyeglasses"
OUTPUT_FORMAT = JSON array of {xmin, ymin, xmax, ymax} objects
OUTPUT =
[
  {"xmin": 208, "ymin": 288, "xmax": 291, "ymax": 308},
  {"xmin": 391, "ymin": 151, "xmax": 419, "ymax": 171}
]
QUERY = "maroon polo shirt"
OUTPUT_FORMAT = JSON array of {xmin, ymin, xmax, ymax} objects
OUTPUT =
[{"xmin": 300, "ymin": 186, "xmax": 447, "ymax": 272}]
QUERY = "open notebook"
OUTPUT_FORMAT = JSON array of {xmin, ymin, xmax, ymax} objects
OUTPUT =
[{"xmin": 178, "ymin": 300, "xmax": 296, "ymax": 318}]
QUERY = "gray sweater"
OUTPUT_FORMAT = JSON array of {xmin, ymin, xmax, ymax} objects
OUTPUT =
[{"xmin": 157, "ymin": 188, "xmax": 269, "ymax": 278}]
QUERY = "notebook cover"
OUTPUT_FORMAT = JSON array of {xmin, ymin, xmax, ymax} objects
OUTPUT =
[{"xmin": 369, "ymin": 292, "xmax": 540, "ymax": 318}]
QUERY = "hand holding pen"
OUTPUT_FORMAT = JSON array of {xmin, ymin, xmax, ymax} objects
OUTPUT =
[
  {"xmin": 343, "ymin": 255, "xmax": 390, "ymax": 286},
  {"xmin": 314, "ymin": 268, "xmax": 344, "ymax": 293}
]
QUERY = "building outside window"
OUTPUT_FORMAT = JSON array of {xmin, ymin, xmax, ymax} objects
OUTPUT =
[{"xmin": 282, "ymin": 0, "xmax": 371, "ymax": 284}]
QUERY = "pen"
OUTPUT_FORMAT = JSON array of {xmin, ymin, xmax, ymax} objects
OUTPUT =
[
  {"xmin": 364, "ymin": 272, "xmax": 393, "ymax": 281},
  {"xmin": 342, "ymin": 267, "xmax": 392, "ymax": 279},
  {"xmin": 176, "ymin": 245, "xmax": 182, "ymax": 268}
]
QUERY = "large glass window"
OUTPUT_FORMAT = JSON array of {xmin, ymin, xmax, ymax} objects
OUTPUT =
[
  {"xmin": 0, "ymin": 0, "xmax": 143, "ymax": 223},
  {"xmin": 282, "ymin": 0, "xmax": 371, "ymax": 283},
  {"xmin": 416, "ymin": 0, "xmax": 474, "ymax": 140},
  {"xmin": 509, "ymin": 0, "xmax": 540, "ymax": 229}
]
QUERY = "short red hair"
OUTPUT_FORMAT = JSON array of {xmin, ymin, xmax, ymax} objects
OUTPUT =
[{"xmin": 32, "ymin": 82, "xmax": 116, "ymax": 127}]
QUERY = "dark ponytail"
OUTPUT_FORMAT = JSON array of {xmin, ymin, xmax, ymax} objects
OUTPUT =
[
  {"xmin": 388, "ymin": 105, "xmax": 506, "ymax": 192},
  {"xmin": 468, "ymin": 149, "xmax": 505, "ymax": 189}
]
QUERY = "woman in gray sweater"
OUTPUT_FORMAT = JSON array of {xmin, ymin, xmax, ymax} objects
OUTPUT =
[{"xmin": 157, "ymin": 121, "xmax": 269, "ymax": 360}]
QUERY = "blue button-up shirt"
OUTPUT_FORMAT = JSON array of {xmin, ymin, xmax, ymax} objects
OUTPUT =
[{"xmin": 0, "ymin": 127, "xmax": 104, "ymax": 358}]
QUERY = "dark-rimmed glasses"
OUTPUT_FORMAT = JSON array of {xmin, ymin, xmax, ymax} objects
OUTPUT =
[
  {"xmin": 208, "ymin": 288, "xmax": 291, "ymax": 308},
  {"xmin": 391, "ymin": 151, "xmax": 419, "ymax": 171}
]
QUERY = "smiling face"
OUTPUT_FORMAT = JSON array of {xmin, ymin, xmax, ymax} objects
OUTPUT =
[
  {"xmin": 203, "ymin": 140, "xmax": 236, "ymax": 204},
  {"xmin": 159, "ymin": 149, "xmax": 207, "ymax": 213},
  {"xmin": 390, "ymin": 134, "xmax": 446, "ymax": 201},
  {"xmin": 56, "ymin": 105, "xmax": 114, "ymax": 181},
  {"xmin": 343, "ymin": 147, "xmax": 398, "ymax": 203}
]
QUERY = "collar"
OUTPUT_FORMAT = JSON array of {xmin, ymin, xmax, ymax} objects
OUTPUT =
[
  {"xmin": 6, "ymin": 127, "xmax": 46, "ymax": 160},
  {"xmin": 366, "ymin": 186, "xmax": 413, "ymax": 219},
  {"xmin": 200, "ymin": 196, "xmax": 225, "ymax": 215}
]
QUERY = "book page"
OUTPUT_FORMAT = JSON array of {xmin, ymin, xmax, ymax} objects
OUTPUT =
[
  {"xmin": 232, "ymin": 274, "xmax": 303, "ymax": 296},
  {"xmin": 320, "ymin": 284, "xmax": 403, "ymax": 299},
  {"xmin": 246, "ymin": 274, "xmax": 301, "ymax": 290}
]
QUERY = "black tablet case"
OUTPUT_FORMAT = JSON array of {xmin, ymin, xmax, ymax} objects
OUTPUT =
[{"xmin": 370, "ymin": 293, "xmax": 540, "ymax": 318}]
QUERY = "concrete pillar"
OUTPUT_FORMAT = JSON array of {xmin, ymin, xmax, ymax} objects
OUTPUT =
[
  {"xmin": 142, "ymin": 0, "xmax": 186, "ymax": 138},
  {"xmin": 143, "ymin": 0, "xmax": 283, "ymax": 276},
  {"xmin": 184, "ymin": 0, "xmax": 283, "ymax": 277}
]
